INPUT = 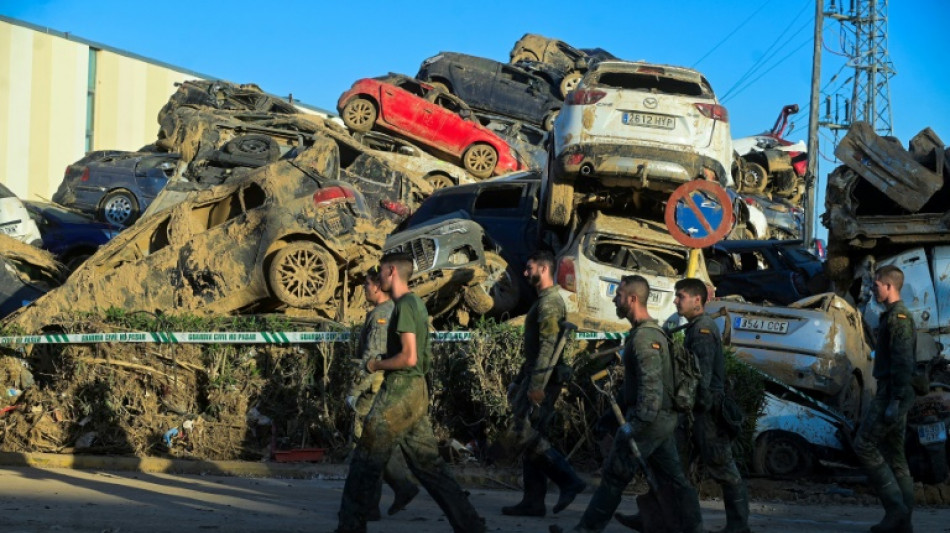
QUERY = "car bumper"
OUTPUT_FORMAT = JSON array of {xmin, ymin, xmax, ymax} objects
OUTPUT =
[{"xmin": 555, "ymin": 143, "xmax": 729, "ymax": 191}]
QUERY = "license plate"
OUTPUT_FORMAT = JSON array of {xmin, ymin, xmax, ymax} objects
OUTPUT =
[
  {"xmin": 0, "ymin": 225, "xmax": 18, "ymax": 235},
  {"xmin": 606, "ymin": 282, "xmax": 662, "ymax": 304},
  {"xmin": 918, "ymin": 422, "xmax": 947, "ymax": 445},
  {"xmin": 734, "ymin": 316, "xmax": 789, "ymax": 334},
  {"xmin": 623, "ymin": 112, "xmax": 675, "ymax": 130}
]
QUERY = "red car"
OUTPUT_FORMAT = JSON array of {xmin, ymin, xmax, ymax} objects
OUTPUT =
[{"xmin": 337, "ymin": 74, "xmax": 524, "ymax": 179}]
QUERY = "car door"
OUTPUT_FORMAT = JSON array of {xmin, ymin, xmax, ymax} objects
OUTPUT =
[
  {"xmin": 378, "ymin": 79, "xmax": 428, "ymax": 137},
  {"xmin": 427, "ymin": 93, "xmax": 474, "ymax": 155},
  {"xmin": 493, "ymin": 65, "xmax": 541, "ymax": 122}
]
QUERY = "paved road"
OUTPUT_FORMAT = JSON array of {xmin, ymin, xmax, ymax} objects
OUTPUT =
[{"xmin": 0, "ymin": 466, "xmax": 947, "ymax": 532}]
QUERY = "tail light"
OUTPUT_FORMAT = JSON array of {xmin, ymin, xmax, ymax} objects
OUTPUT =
[
  {"xmin": 313, "ymin": 186, "xmax": 355, "ymax": 207},
  {"xmin": 382, "ymin": 200, "xmax": 409, "ymax": 217},
  {"xmin": 694, "ymin": 103, "xmax": 729, "ymax": 122},
  {"xmin": 557, "ymin": 257, "xmax": 576, "ymax": 292},
  {"xmin": 567, "ymin": 89, "xmax": 606, "ymax": 106},
  {"xmin": 813, "ymin": 239, "xmax": 827, "ymax": 260},
  {"xmin": 80, "ymin": 167, "xmax": 90, "ymax": 182},
  {"xmin": 566, "ymin": 152, "xmax": 584, "ymax": 166}
]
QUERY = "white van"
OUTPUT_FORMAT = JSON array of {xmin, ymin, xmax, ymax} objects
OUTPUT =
[
  {"xmin": 859, "ymin": 245, "xmax": 950, "ymax": 360},
  {"xmin": 0, "ymin": 182, "xmax": 42, "ymax": 245}
]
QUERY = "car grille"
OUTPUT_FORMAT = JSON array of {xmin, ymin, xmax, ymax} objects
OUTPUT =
[{"xmin": 407, "ymin": 238, "xmax": 437, "ymax": 272}]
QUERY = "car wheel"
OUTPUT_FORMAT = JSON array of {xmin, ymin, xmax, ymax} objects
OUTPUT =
[
  {"xmin": 543, "ymin": 109, "xmax": 560, "ymax": 131},
  {"xmin": 753, "ymin": 432, "xmax": 813, "ymax": 478},
  {"xmin": 511, "ymin": 51, "xmax": 539, "ymax": 64},
  {"xmin": 835, "ymin": 373, "xmax": 864, "ymax": 425},
  {"xmin": 268, "ymin": 241, "xmax": 338, "ymax": 308},
  {"xmin": 99, "ymin": 190, "xmax": 140, "ymax": 226},
  {"xmin": 425, "ymin": 173, "xmax": 455, "ymax": 190},
  {"xmin": 224, "ymin": 134, "xmax": 280, "ymax": 162},
  {"xmin": 740, "ymin": 162, "xmax": 769, "ymax": 194},
  {"xmin": 481, "ymin": 251, "xmax": 521, "ymax": 316},
  {"xmin": 427, "ymin": 81, "xmax": 450, "ymax": 94},
  {"xmin": 341, "ymin": 97, "xmax": 377, "ymax": 132},
  {"xmin": 559, "ymin": 71, "xmax": 583, "ymax": 98},
  {"xmin": 545, "ymin": 175, "xmax": 574, "ymax": 227},
  {"xmin": 462, "ymin": 143, "xmax": 498, "ymax": 178}
]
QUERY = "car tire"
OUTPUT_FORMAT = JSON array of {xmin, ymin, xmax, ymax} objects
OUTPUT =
[
  {"xmin": 462, "ymin": 143, "xmax": 498, "ymax": 178},
  {"xmin": 545, "ymin": 175, "xmax": 574, "ymax": 227},
  {"xmin": 341, "ymin": 97, "xmax": 377, "ymax": 132},
  {"xmin": 753, "ymin": 432, "xmax": 813, "ymax": 478},
  {"xmin": 268, "ymin": 241, "xmax": 338, "ymax": 308},
  {"xmin": 835, "ymin": 373, "xmax": 864, "ymax": 425},
  {"xmin": 510, "ymin": 51, "xmax": 539, "ymax": 64},
  {"xmin": 427, "ymin": 81, "xmax": 451, "ymax": 94},
  {"xmin": 98, "ymin": 190, "xmax": 140, "ymax": 226},
  {"xmin": 425, "ymin": 173, "xmax": 455, "ymax": 190},
  {"xmin": 740, "ymin": 162, "xmax": 769, "ymax": 194},
  {"xmin": 559, "ymin": 71, "xmax": 583, "ymax": 98},
  {"xmin": 543, "ymin": 109, "xmax": 560, "ymax": 131},
  {"xmin": 224, "ymin": 134, "xmax": 280, "ymax": 163}
]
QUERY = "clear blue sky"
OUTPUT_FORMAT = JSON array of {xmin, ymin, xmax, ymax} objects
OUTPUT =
[{"xmin": 5, "ymin": 0, "xmax": 949, "ymax": 234}]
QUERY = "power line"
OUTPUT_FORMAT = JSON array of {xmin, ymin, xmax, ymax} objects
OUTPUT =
[
  {"xmin": 692, "ymin": 0, "xmax": 774, "ymax": 68},
  {"xmin": 722, "ymin": 34, "xmax": 813, "ymax": 103}
]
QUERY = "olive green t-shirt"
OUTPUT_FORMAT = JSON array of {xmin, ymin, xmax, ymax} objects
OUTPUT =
[{"xmin": 384, "ymin": 292, "xmax": 431, "ymax": 379}]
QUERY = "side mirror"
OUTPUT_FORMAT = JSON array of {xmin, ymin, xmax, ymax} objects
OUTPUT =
[{"xmin": 459, "ymin": 108, "xmax": 472, "ymax": 119}]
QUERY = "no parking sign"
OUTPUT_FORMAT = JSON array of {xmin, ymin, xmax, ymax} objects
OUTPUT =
[{"xmin": 663, "ymin": 180, "xmax": 733, "ymax": 248}]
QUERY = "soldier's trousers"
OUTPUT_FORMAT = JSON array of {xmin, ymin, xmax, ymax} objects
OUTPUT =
[
  {"xmin": 337, "ymin": 374, "xmax": 484, "ymax": 533},
  {"xmin": 854, "ymin": 383, "xmax": 915, "ymax": 476},
  {"xmin": 693, "ymin": 410, "xmax": 744, "ymax": 487},
  {"xmin": 575, "ymin": 413, "xmax": 687, "ymax": 532},
  {"xmin": 353, "ymin": 390, "xmax": 417, "ymax": 505}
]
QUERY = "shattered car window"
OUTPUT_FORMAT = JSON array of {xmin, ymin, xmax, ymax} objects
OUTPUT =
[
  {"xmin": 434, "ymin": 94, "xmax": 463, "ymax": 114},
  {"xmin": 593, "ymin": 72, "xmax": 708, "ymax": 98},
  {"xmin": 473, "ymin": 185, "xmax": 523, "ymax": 215},
  {"xmin": 586, "ymin": 235, "xmax": 681, "ymax": 277},
  {"xmin": 387, "ymin": 76, "xmax": 428, "ymax": 98}
]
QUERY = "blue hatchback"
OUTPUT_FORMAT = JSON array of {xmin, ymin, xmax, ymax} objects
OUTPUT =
[{"xmin": 25, "ymin": 201, "xmax": 120, "ymax": 271}]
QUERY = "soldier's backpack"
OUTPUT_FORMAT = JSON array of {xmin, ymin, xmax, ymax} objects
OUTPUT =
[{"xmin": 642, "ymin": 322, "xmax": 702, "ymax": 413}]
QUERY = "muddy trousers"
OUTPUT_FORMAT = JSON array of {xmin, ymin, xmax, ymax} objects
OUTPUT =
[
  {"xmin": 336, "ymin": 375, "xmax": 484, "ymax": 533},
  {"xmin": 693, "ymin": 412, "xmax": 749, "ymax": 533},
  {"xmin": 572, "ymin": 414, "xmax": 702, "ymax": 533},
  {"xmin": 353, "ymin": 391, "xmax": 419, "ymax": 513},
  {"xmin": 855, "ymin": 383, "xmax": 915, "ymax": 533}
]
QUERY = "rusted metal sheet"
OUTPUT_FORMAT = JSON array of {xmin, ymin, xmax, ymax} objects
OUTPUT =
[{"xmin": 834, "ymin": 121, "xmax": 943, "ymax": 212}]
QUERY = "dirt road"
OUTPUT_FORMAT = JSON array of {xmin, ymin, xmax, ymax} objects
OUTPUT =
[{"xmin": 0, "ymin": 466, "xmax": 948, "ymax": 532}]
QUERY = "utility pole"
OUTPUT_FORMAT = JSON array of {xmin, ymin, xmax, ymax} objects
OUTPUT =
[{"xmin": 806, "ymin": 0, "xmax": 823, "ymax": 248}]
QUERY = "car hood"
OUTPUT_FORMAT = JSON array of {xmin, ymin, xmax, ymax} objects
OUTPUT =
[{"xmin": 385, "ymin": 217, "xmax": 483, "ymax": 249}]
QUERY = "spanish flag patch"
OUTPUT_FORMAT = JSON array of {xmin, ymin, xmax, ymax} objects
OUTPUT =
[
  {"xmin": 651, "ymin": 342, "xmax": 661, "ymax": 349},
  {"xmin": 700, "ymin": 328, "xmax": 711, "ymax": 334},
  {"xmin": 377, "ymin": 318, "xmax": 388, "ymax": 324},
  {"xmin": 897, "ymin": 314, "xmax": 907, "ymax": 319}
]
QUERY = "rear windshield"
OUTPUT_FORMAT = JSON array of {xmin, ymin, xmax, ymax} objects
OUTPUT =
[
  {"xmin": 593, "ymin": 72, "xmax": 711, "ymax": 98},
  {"xmin": 585, "ymin": 234, "xmax": 684, "ymax": 277}
]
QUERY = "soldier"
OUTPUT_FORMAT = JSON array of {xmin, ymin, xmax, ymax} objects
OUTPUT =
[
  {"xmin": 335, "ymin": 252, "xmax": 485, "ymax": 533},
  {"xmin": 555, "ymin": 275, "xmax": 702, "ymax": 533},
  {"xmin": 854, "ymin": 265, "xmax": 916, "ymax": 533},
  {"xmin": 615, "ymin": 277, "xmax": 750, "ymax": 532},
  {"xmin": 344, "ymin": 267, "xmax": 419, "ymax": 520},
  {"xmin": 501, "ymin": 250, "xmax": 586, "ymax": 517}
]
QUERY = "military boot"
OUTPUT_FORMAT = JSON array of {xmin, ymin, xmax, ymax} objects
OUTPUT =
[
  {"xmin": 542, "ymin": 447, "xmax": 588, "ymax": 513},
  {"xmin": 867, "ymin": 463, "xmax": 909, "ymax": 533},
  {"xmin": 502, "ymin": 456, "xmax": 547, "ymax": 516},
  {"xmin": 716, "ymin": 482, "xmax": 751, "ymax": 533},
  {"xmin": 676, "ymin": 484, "xmax": 704, "ymax": 533},
  {"xmin": 613, "ymin": 511, "xmax": 643, "ymax": 531},
  {"xmin": 895, "ymin": 475, "xmax": 915, "ymax": 533}
]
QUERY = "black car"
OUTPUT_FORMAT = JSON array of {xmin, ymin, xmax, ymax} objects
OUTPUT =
[
  {"xmin": 706, "ymin": 239, "xmax": 829, "ymax": 305},
  {"xmin": 416, "ymin": 52, "xmax": 562, "ymax": 130},
  {"xmin": 25, "ymin": 201, "xmax": 120, "ymax": 271},
  {"xmin": 53, "ymin": 151, "xmax": 180, "ymax": 226},
  {"xmin": 475, "ymin": 113, "xmax": 548, "ymax": 172},
  {"xmin": 401, "ymin": 171, "xmax": 544, "ymax": 312}
]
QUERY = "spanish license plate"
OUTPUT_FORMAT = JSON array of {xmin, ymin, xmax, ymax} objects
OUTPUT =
[
  {"xmin": 606, "ymin": 282, "xmax": 662, "ymax": 304},
  {"xmin": 734, "ymin": 316, "xmax": 790, "ymax": 334},
  {"xmin": 622, "ymin": 112, "xmax": 675, "ymax": 130},
  {"xmin": 918, "ymin": 422, "xmax": 947, "ymax": 445},
  {"xmin": 0, "ymin": 226, "xmax": 16, "ymax": 235}
]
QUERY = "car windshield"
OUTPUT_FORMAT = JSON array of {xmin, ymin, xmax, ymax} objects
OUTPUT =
[
  {"xmin": 586, "ymin": 234, "xmax": 682, "ymax": 277},
  {"xmin": 594, "ymin": 71, "xmax": 710, "ymax": 98}
]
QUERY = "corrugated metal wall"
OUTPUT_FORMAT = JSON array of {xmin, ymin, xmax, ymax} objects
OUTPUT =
[{"xmin": 0, "ymin": 19, "xmax": 196, "ymax": 201}]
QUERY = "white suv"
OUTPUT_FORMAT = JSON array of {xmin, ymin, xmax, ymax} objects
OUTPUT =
[
  {"xmin": 0, "ymin": 182, "xmax": 42, "ymax": 245},
  {"xmin": 546, "ymin": 60, "xmax": 734, "ymax": 226}
]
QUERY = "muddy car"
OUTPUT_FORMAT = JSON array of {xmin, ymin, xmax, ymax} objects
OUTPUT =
[
  {"xmin": 52, "ymin": 150, "xmax": 180, "ymax": 226},
  {"xmin": 707, "ymin": 293, "xmax": 874, "ymax": 424},
  {"xmin": 384, "ymin": 218, "xmax": 516, "ymax": 323},
  {"xmin": 24, "ymin": 201, "xmax": 120, "ymax": 271},
  {"xmin": 5, "ymin": 144, "xmax": 384, "ymax": 334},
  {"xmin": 158, "ymin": 79, "xmax": 298, "ymax": 124},
  {"xmin": 348, "ymin": 130, "xmax": 474, "ymax": 189},
  {"xmin": 475, "ymin": 113, "xmax": 548, "ymax": 172},
  {"xmin": 732, "ymin": 104, "xmax": 808, "ymax": 203},
  {"xmin": 546, "ymin": 60, "xmax": 734, "ymax": 226},
  {"xmin": 742, "ymin": 192, "xmax": 804, "ymax": 240},
  {"xmin": 508, "ymin": 34, "xmax": 617, "ymax": 98},
  {"xmin": 556, "ymin": 211, "xmax": 712, "ymax": 332},
  {"xmin": 416, "ymin": 52, "xmax": 562, "ymax": 130},
  {"xmin": 0, "ymin": 234, "xmax": 63, "ymax": 319},
  {"xmin": 0, "ymin": 183, "xmax": 42, "ymax": 245},
  {"xmin": 706, "ymin": 239, "xmax": 828, "ymax": 305}
]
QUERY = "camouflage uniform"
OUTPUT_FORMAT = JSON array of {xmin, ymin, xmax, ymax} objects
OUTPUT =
[
  {"xmin": 571, "ymin": 319, "xmax": 702, "ymax": 533},
  {"xmin": 503, "ymin": 286, "xmax": 585, "ymax": 516},
  {"xmin": 346, "ymin": 299, "xmax": 418, "ymax": 517},
  {"xmin": 685, "ymin": 313, "xmax": 749, "ymax": 533},
  {"xmin": 337, "ymin": 292, "xmax": 484, "ymax": 533},
  {"xmin": 855, "ymin": 300, "xmax": 916, "ymax": 532}
]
